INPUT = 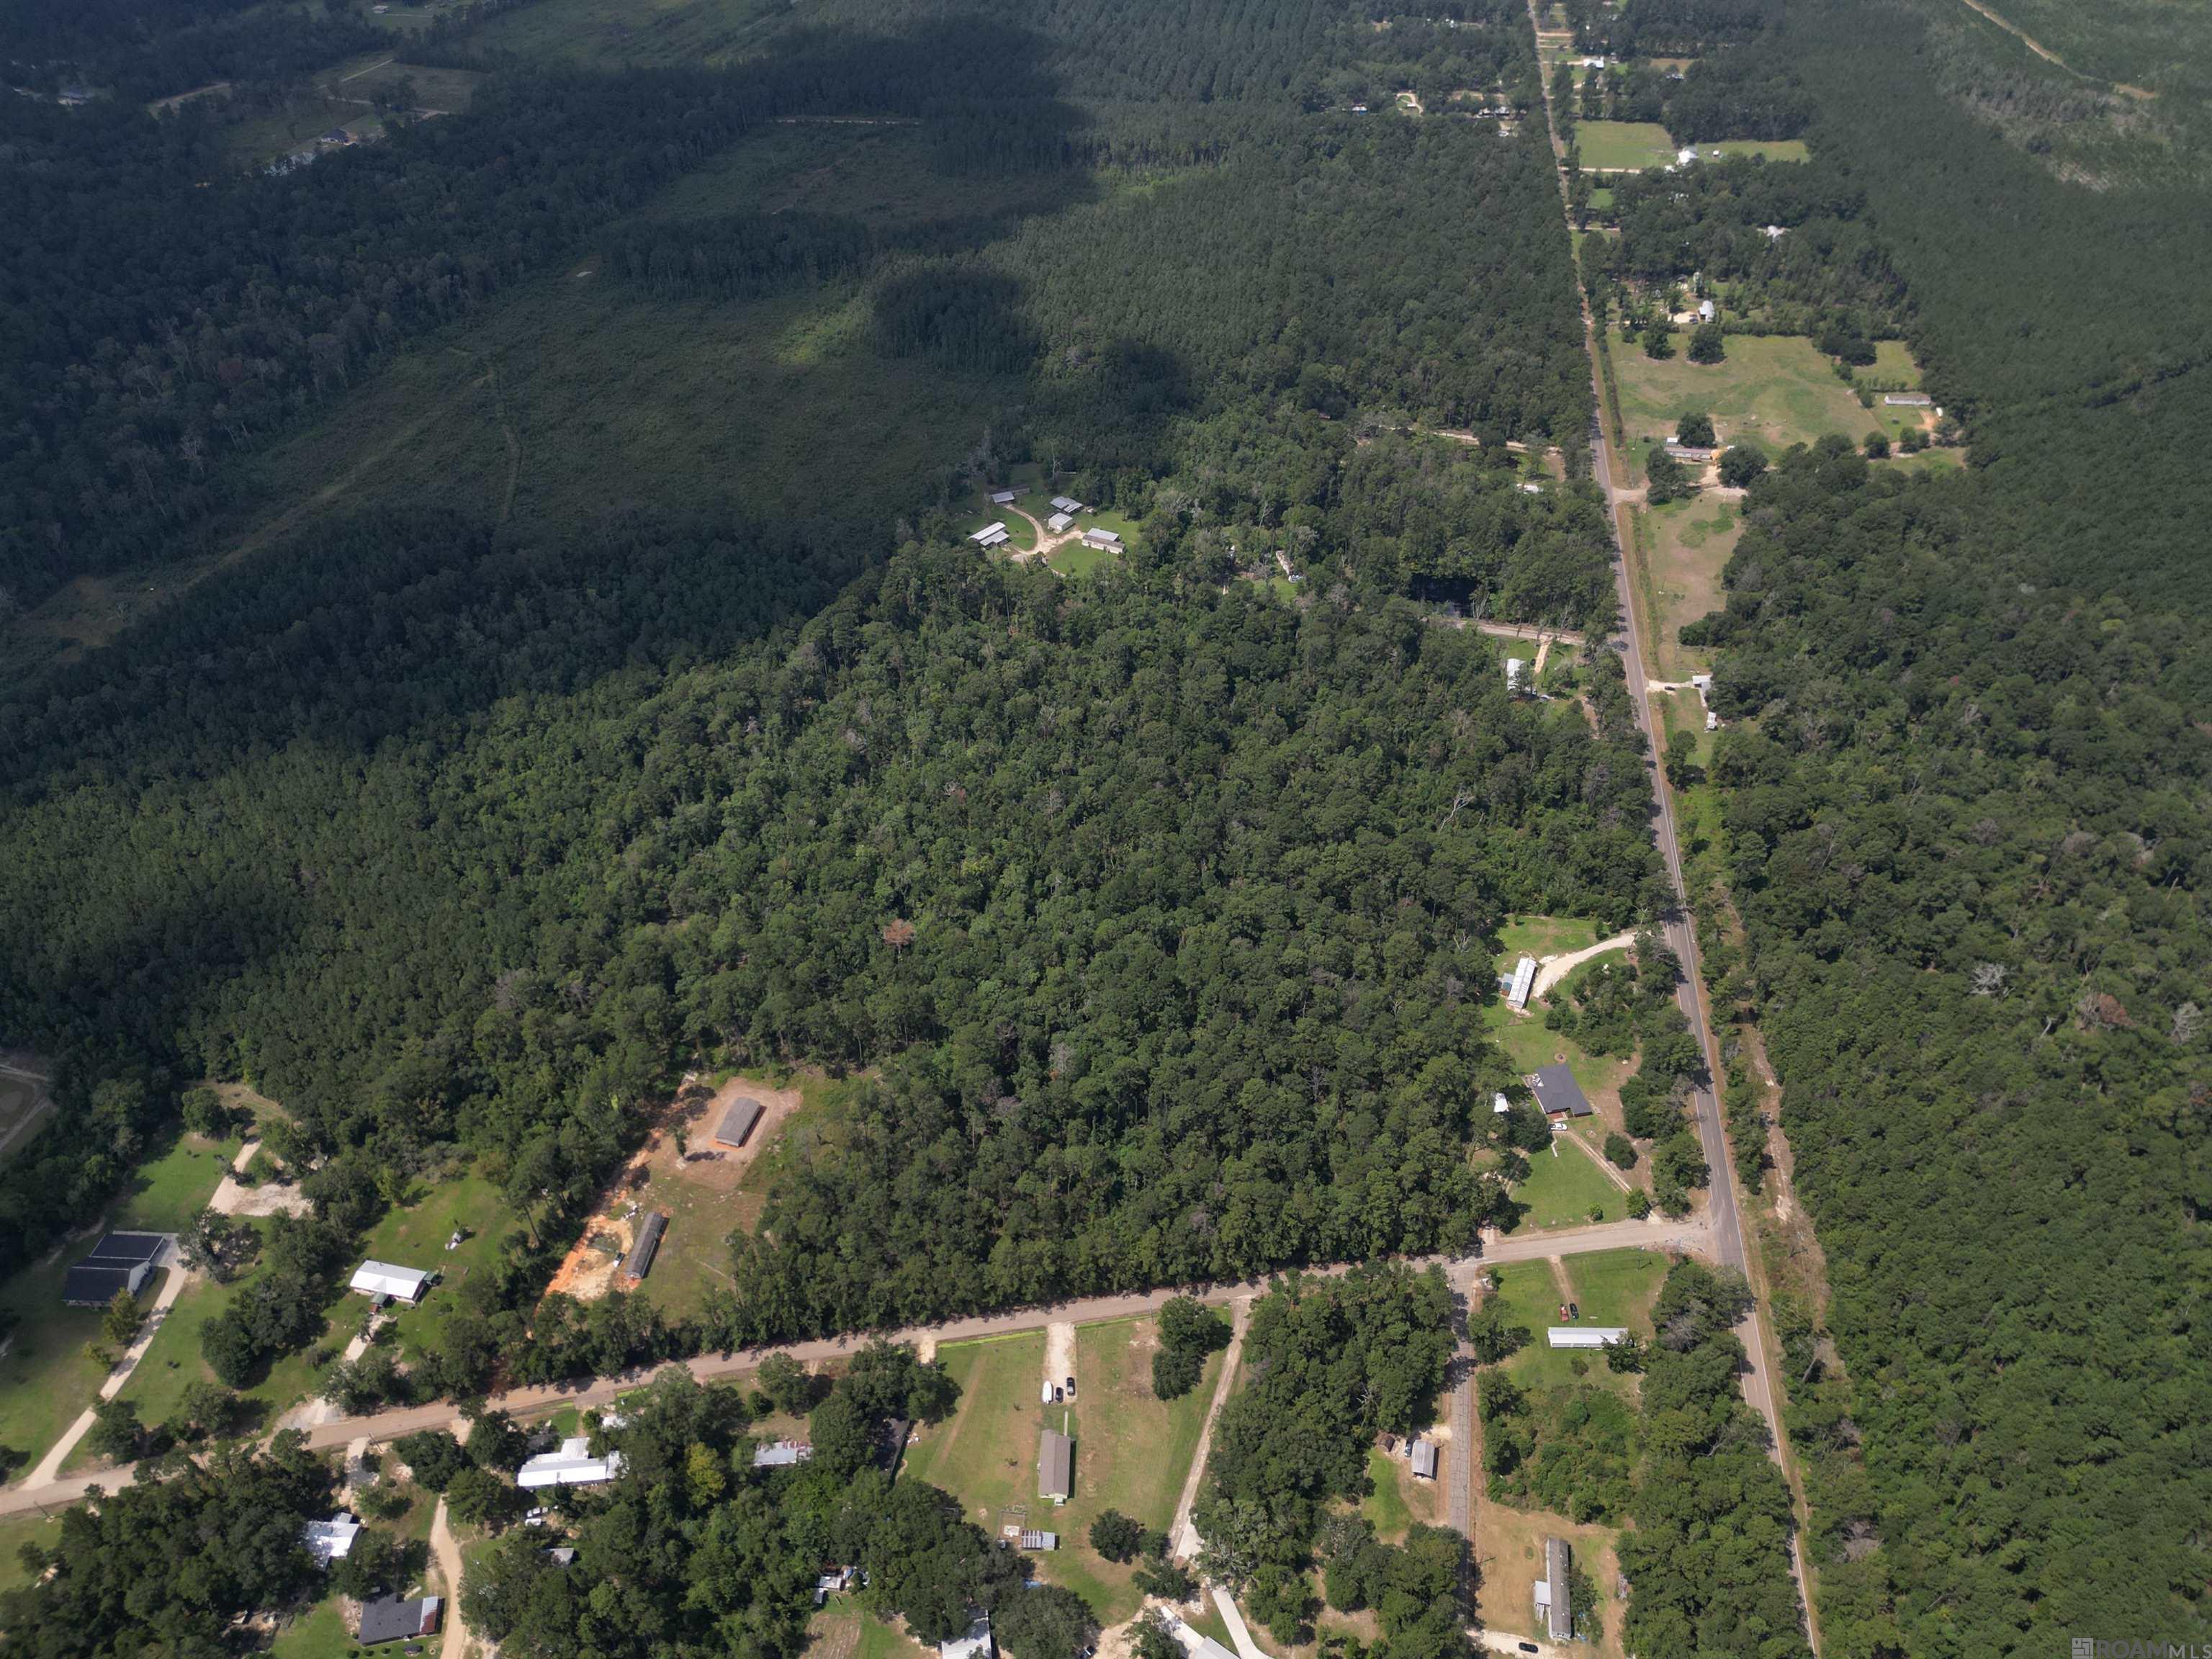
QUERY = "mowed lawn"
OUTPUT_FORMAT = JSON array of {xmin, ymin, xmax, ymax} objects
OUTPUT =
[
  {"xmin": 1508, "ymin": 1138, "xmax": 1627, "ymax": 1231},
  {"xmin": 902, "ymin": 1319, "xmax": 1221, "ymax": 1623},
  {"xmin": 1634, "ymin": 496, "xmax": 1740, "ymax": 680},
  {"xmin": 1496, "ymin": 914, "xmax": 1608, "ymax": 969},
  {"xmin": 0, "ymin": 1129, "xmax": 235, "ymax": 1470},
  {"xmin": 1480, "ymin": 1002, "xmax": 1634, "ymax": 1112},
  {"xmin": 0, "ymin": 1511, "xmax": 64, "ymax": 1599},
  {"xmin": 1362, "ymin": 1444, "xmax": 1442, "ymax": 1542},
  {"xmin": 1485, "ymin": 1263, "xmax": 1637, "ymax": 1394},
  {"xmin": 1614, "ymin": 334, "xmax": 1871, "ymax": 458},
  {"xmin": 1565, "ymin": 1249, "xmax": 1668, "ymax": 1329},
  {"xmin": 1574, "ymin": 121, "xmax": 1674, "ymax": 170}
]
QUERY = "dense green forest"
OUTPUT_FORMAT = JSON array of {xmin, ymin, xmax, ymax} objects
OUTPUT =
[{"xmin": 1660, "ymin": 0, "xmax": 2212, "ymax": 1648}]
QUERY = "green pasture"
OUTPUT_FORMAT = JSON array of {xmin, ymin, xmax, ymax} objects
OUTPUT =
[
  {"xmin": 1508, "ymin": 1139, "xmax": 1626, "ymax": 1231},
  {"xmin": 1615, "ymin": 333, "xmax": 1874, "ymax": 458},
  {"xmin": 1573, "ymin": 121, "xmax": 1673, "ymax": 171}
]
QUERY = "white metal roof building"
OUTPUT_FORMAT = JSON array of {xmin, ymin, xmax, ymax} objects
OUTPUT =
[
  {"xmin": 989, "ymin": 490, "xmax": 1017, "ymax": 505},
  {"xmin": 1505, "ymin": 657, "xmax": 1527, "ymax": 691},
  {"xmin": 349, "ymin": 1261, "xmax": 431, "ymax": 1303},
  {"xmin": 1502, "ymin": 955, "xmax": 1537, "ymax": 1010},
  {"xmin": 1546, "ymin": 1326, "xmax": 1628, "ymax": 1349},
  {"xmin": 1410, "ymin": 1439, "xmax": 1439, "ymax": 1479},
  {"xmin": 970, "ymin": 521, "xmax": 1008, "ymax": 545},
  {"xmin": 1046, "ymin": 512, "xmax": 1074, "ymax": 533},
  {"xmin": 1050, "ymin": 495, "xmax": 1083, "ymax": 513},
  {"xmin": 305, "ymin": 1514, "xmax": 362, "ymax": 1565},
  {"xmin": 517, "ymin": 1437, "xmax": 625, "ymax": 1489},
  {"xmin": 940, "ymin": 1615, "xmax": 994, "ymax": 1659},
  {"xmin": 753, "ymin": 1439, "xmax": 812, "ymax": 1467},
  {"xmin": 1081, "ymin": 528, "xmax": 1120, "ymax": 548}
]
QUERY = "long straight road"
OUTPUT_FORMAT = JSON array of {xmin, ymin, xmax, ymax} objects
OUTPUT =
[
  {"xmin": 1521, "ymin": 12, "xmax": 1821, "ymax": 1652},
  {"xmin": 0, "ymin": 1215, "xmax": 1707, "ymax": 1520}
]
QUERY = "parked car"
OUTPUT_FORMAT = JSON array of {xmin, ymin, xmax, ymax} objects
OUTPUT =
[
  {"xmin": 1065, "ymin": 1376, "xmax": 1077, "ymax": 1399},
  {"xmin": 1517, "ymin": 1645, "xmax": 1539, "ymax": 1654}
]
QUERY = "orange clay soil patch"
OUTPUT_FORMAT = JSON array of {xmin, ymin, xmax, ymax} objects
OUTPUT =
[{"xmin": 541, "ymin": 1074, "xmax": 803, "ymax": 1304}]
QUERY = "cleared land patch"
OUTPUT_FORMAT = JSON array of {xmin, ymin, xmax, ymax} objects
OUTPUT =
[
  {"xmin": 1614, "ymin": 333, "xmax": 1872, "ymax": 457},
  {"xmin": 1573, "ymin": 121, "xmax": 1675, "ymax": 171},
  {"xmin": 902, "ymin": 1320, "xmax": 1220, "ymax": 1624},
  {"xmin": 1631, "ymin": 497, "xmax": 1740, "ymax": 682}
]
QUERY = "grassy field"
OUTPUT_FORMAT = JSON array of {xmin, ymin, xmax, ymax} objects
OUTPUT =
[
  {"xmin": 0, "ymin": 1130, "xmax": 235, "ymax": 1470},
  {"xmin": 360, "ymin": 1171, "xmax": 517, "ymax": 1363},
  {"xmin": 0, "ymin": 1511, "xmax": 64, "ymax": 1599},
  {"xmin": 1508, "ymin": 1139, "xmax": 1626, "ymax": 1231},
  {"xmin": 639, "ymin": 1068, "xmax": 871, "ymax": 1320},
  {"xmin": 1574, "ymin": 121, "xmax": 1674, "ymax": 171},
  {"xmin": 1496, "ymin": 914, "xmax": 1606, "ymax": 967},
  {"xmin": 1631, "ymin": 496, "xmax": 1740, "ymax": 681},
  {"xmin": 1586, "ymin": 185, "xmax": 1615, "ymax": 212},
  {"xmin": 269, "ymin": 1598, "xmax": 359, "ymax": 1659},
  {"xmin": 1479, "ymin": 1003, "xmax": 1634, "ymax": 1111},
  {"xmin": 1485, "ymin": 1264, "xmax": 1625, "ymax": 1393},
  {"xmin": 1615, "ymin": 333, "xmax": 1873, "ymax": 459},
  {"xmin": 901, "ymin": 1318, "xmax": 1221, "ymax": 1624},
  {"xmin": 1361, "ymin": 1444, "xmax": 1441, "ymax": 1542},
  {"xmin": 1699, "ymin": 138, "xmax": 1809, "ymax": 162},
  {"xmin": 968, "ymin": 496, "xmax": 1038, "ymax": 554},
  {"xmin": 1564, "ymin": 1249, "xmax": 1668, "ymax": 1328},
  {"xmin": 1859, "ymin": 339, "xmax": 1922, "ymax": 388},
  {"xmin": 1473, "ymin": 1499, "xmax": 1630, "ymax": 1658}
]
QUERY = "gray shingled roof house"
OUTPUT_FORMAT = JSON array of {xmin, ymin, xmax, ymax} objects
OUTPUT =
[
  {"xmin": 1528, "ymin": 1064, "xmax": 1595, "ymax": 1118},
  {"xmin": 357, "ymin": 1594, "xmax": 442, "ymax": 1646},
  {"xmin": 1038, "ymin": 1429, "xmax": 1073, "ymax": 1503}
]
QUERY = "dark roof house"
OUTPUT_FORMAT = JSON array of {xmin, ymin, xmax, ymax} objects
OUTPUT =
[
  {"xmin": 1528, "ymin": 1064, "xmax": 1594, "ymax": 1118},
  {"xmin": 63, "ymin": 1233, "xmax": 166, "ymax": 1306},
  {"xmin": 358, "ymin": 1594, "xmax": 443, "ymax": 1646},
  {"xmin": 714, "ymin": 1097, "xmax": 765, "ymax": 1148},
  {"xmin": 623, "ymin": 1212, "xmax": 667, "ymax": 1281}
]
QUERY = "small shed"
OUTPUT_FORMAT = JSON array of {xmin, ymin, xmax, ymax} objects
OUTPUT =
[
  {"xmin": 1547, "ymin": 1326, "xmax": 1627, "ymax": 1349},
  {"xmin": 1046, "ymin": 512, "xmax": 1074, "ymax": 533},
  {"xmin": 1529, "ymin": 1064, "xmax": 1594, "ymax": 1118},
  {"xmin": 349, "ymin": 1261, "xmax": 432, "ymax": 1304},
  {"xmin": 1410, "ymin": 1439, "xmax": 1439, "ymax": 1479},
  {"xmin": 63, "ymin": 1233, "xmax": 167, "ymax": 1306},
  {"xmin": 622, "ymin": 1212, "xmax": 667, "ymax": 1282},
  {"xmin": 714, "ymin": 1097, "xmax": 765, "ymax": 1148},
  {"xmin": 1493, "ymin": 1092, "xmax": 1513, "ymax": 1115},
  {"xmin": 1038, "ymin": 1429, "xmax": 1074, "ymax": 1503},
  {"xmin": 358, "ymin": 1595, "xmax": 443, "ymax": 1646}
]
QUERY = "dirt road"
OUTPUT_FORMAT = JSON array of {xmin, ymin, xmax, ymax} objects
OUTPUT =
[
  {"xmin": 0, "ymin": 1217, "xmax": 1704, "ymax": 1518},
  {"xmin": 1169, "ymin": 1298, "xmax": 1249, "ymax": 1559},
  {"xmin": 1529, "ymin": 930, "xmax": 1635, "ymax": 999}
]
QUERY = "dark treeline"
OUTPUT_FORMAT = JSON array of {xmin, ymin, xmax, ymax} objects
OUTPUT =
[
  {"xmin": 1582, "ymin": 45, "xmax": 1809, "ymax": 141},
  {"xmin": 1651, "ymin": 0, "xmax": 2212, "ymax": 1648},
  {"xmin": 0, "ymin": 0, "xmax": 381, "ymax": 100},
  {"xmin": 1588, "ymin": 158, "xmax": 1907, "ymax": 338},
  {"xmin": 1686, "ymin": 440, "xmax": 2212, "ymax": 1658},
  {"xmin": 0, "ymin": 19, "xmax": 1087, "ymax": 611},
  {"xmin": 1570, "ymin": 0, "xmax": 1776, "ymax": 55}
]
